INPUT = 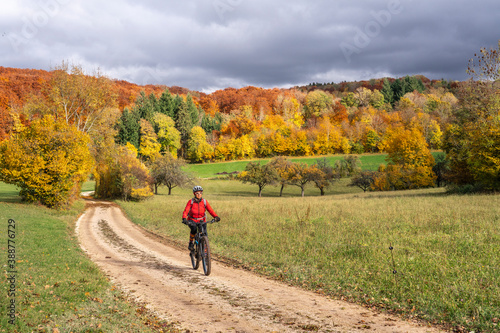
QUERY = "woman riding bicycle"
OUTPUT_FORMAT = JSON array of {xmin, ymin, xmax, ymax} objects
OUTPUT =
[{"xmin": 182, "ymin": 186, "xmax": 220, "ymax": 251}]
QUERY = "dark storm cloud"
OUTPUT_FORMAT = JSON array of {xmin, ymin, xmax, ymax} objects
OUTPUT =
[{"xmin": 1, "ymin": 0, "xmax": 499, "ymax": 92}]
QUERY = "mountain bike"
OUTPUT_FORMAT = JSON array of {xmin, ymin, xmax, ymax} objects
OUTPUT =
[{"xmin": 185, "ymin": 219, "xmax": 217, "ymax": 276}]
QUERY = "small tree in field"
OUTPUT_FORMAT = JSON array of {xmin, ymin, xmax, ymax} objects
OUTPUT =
[
  {"xmin": 285, "ymin": 162, "xmax": 315, "ymax": 197},
  {"xmin": 334, "ymin": 155, "xmax": 361, "ymax": 178},
  {"xmin": 267, "ymin": 156, "xmax": 293, "ymax": 196},
  {"xmin": 238, "ymin": 162, "xmax": 277, "ymax": 197},
  {"xmin": 150, "ymin": 154, "xmax": 193, "ymax": 195},
  {"xmin": 310, "ymin": 158, "xmax": 338, "ymax": 195},
  {"xmin": 0, "ymin": 115, "xmax": 93, "ymax": 208},
  {"xmin": 350, "ymin": 171, "xmax": 376, "ymax": 192}
]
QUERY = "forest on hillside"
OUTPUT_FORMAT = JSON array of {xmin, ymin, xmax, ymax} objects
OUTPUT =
[
  {"xmin": 0, "ymin": 65, "xmax": 458, "ymax": 160},
  {"xmin": 0, "ymin": 41, "xmax": 498, "ymax": 206}
]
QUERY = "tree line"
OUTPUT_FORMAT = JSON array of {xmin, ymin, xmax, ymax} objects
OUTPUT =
[{"xmin": 0, "ymin": 41, "xmax": 498, "ymax": 208}]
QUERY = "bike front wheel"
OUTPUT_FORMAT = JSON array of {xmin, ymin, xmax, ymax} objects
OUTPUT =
[{"xmin": 200, "ymin": 236, "xmax": 211, "ymax": 276}]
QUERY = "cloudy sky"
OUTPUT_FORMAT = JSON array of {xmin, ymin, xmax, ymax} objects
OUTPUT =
[{"xmin": 1, "ymin": 0, "xmax": 499, "ymax": 92}]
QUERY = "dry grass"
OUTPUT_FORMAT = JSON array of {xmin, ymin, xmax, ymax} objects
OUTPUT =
[{"xmin": 119, "ymin": 180, "xmax": 500, "ymax": 332}]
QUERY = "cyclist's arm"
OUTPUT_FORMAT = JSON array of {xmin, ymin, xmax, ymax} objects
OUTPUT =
[
  {"xmin": 182, "ymin": 200, "xmax": 192, "ymax": 219},
  {"xmin": 205, "ymin": 200, "xmax": 218, "ymax": 218}
]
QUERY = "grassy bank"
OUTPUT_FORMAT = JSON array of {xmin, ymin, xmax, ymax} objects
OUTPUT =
[
  {"xmin": 118, "ymin": 180, "xmax": 499, "ymax": 332},
  {"xmin": 0, "ymin": 182, "xmax": 177, "ymax": 332}
]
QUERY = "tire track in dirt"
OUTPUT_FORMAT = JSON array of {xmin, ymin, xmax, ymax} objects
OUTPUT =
[{"xmin": 76, "ymin": 199, "xmax": 445, "ymax": 333}]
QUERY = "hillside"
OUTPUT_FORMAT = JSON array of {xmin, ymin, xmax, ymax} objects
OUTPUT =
[{"xmin": 0, "ymin": 66, "xmax": 462, "ymax": 142}]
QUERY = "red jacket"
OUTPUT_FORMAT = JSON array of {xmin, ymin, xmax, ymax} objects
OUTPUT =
[{"xmin": 182, "ymin": 198, "xmax": 217, "ymax": 222}]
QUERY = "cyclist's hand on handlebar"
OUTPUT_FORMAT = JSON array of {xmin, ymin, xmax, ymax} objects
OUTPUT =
[
  {"xmin": 214, "ymin": 216, "xmax": 221, "ymax": 222},
  {"xmin": 182, "ymin": 218, "xmax": 188, "ymax": 224}
]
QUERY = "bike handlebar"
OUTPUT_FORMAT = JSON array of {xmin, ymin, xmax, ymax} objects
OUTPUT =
[{"xmin": 183, "ymin": 219, "xmax": 217, "ymax": 228}]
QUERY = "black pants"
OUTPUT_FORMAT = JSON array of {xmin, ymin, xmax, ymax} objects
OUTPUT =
[{"xmin": 189, "ymin": 223, "xmax": 207, "ymax": 237}]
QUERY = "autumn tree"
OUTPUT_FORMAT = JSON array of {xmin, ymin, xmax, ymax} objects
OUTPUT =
[
  {"xmin": 285, "ymin": 162, "xmax": 314, "ymax": 197},
  {"xmin": 152, "ymin": 113, "xmax": 181, "ymax": 157},
  {"xmin": 94, "ymin": 142, "xmax": 153, "ymax": 201},
  {"xmin": 40, "ymin": 62, "xmax": 117, "ymax": 134},
  {"xmin": 377, "ymin": 126, "xmax": 436, "ymax": 190},
  {"xmin": 350, "ymin": 171, "xmax": 376, "ymax": 192},
  {"xmin": 303, "ymin": 90, "xmax": 333, "ymax": 125},
  {"xmin": 340, "ymin": 92, "xmax": 359, "ymax": 108},
  {"xmin": 214, "ymin": 135, "xmax": 255, "ymax": 161},
  {"xmin": 444, "ymin": 41, "xmax": 500, "ymax": 190},
  {"xmin": 274, "ymin": 94, "xmax": 301, "ymax": 125},
  {"xmin": 310, "ymin": 158, "xmax": 338, "ymax": 195},
  {"xmin": 312, "ymin": 117, "xmax": 350, "ymax": 154},
  {"xmin": 150, "ymin": 154, "xmax": 193, "ymax": 195},
  {"xmin": 363, "ymin": 129, "xmax": 381, "ymax": 152},
  {"xmin": 139, "ymin": 119, "xmax": 161, "ymax": 161},
  {"xmin": 187, "ymin": 126, "xmax": 213, "ymax": 163},
  {"xmin": 369, "ymin": 89, "xmax": 385, "ymax": 109},
  {"xmin": 238, "ymin": 162, "xmax": 277, "ymax": 197},
  {"xmin": 221, "ymin": 113, "xmax": 256, "ymax": 138},
  {"xmin": 0, "ymin": 115, "xmax": 93, "ymax": 208},
  {"xmin": 265, "ymin": 156, "xmax": 293, "ymax": 196}
]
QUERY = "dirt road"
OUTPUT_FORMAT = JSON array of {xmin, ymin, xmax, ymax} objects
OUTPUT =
[{"xmin": 76, "ymin": 199, "xmax": 445, "ymax": 333}]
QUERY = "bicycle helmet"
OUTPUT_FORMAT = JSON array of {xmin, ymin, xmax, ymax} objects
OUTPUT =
[{"xmin": 193, "ymin": 185, "xmax": 203, "ymax": 193}]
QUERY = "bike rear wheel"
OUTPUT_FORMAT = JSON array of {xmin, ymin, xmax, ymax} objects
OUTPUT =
[
  {"xmin": 200, "ymin": 236, "xmax": 211, "ymax": 276},
  {"xmin": 190, "ymin": 242, "xmax": 200, "ymax": 270}
]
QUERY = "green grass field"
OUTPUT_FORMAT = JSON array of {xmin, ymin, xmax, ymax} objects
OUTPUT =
[
  {"xmin": 118, "ymin": 179, "xmax": 499, "ymax": 332},
  {"xmin": 184, "ymin": 153, "xmax": 389, "ymax": 179},
  {"xmin": 185, "ymin": 153, "xmax": 446, "ymax": 179},
  {"xmin": 0, "ymin": 182, "xmax": 177, "ymax": 332}
]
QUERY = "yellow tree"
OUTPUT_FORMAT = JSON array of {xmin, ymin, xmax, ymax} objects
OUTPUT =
[
  {"xmin": 0, "ymin": 115, "xmax": 93, "ymax": 208},
  {"xmin": 232, "ymin": 135, "xmax": 255, "ymax": 160},
  {"xmin": 187, "ymin": 126, "xmax": 213, "ymax": 162},
  {"xmin": 152, "ymin": 113, "xmax": 181, "ymax": 157},
  {"xmin": 378, "ymin": 126, "xmax": 436, "ymax": 189},
  {"xmin": 274, "ymin": 94, "xmax": 301, "ymax": 125},
  {"xmin": 139, "ymin": 119, "xmax": 161, "ymax": 161},
  {"xmin": 289, "ymin": 129, "xmax": 311, "ymax": 156},
  {"xmin": 93, "ymin": 139, "xmax": 153, "ymax": 201},
  {"xmin": 303, "ymin": 90, "xmax": 333, "ymax": 125},
  {"xmin": 313, "ymin": 117, "xmax": 350, "ymax": 154}
]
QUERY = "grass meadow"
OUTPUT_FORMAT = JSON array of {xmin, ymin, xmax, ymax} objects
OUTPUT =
[
  {"xmin": 119, "ymin": 179, "xmax": 500, "ymax": 332},
  {"xmin": 0, "ymin": 182, "xmax": 177, "ymax": 332},
  {"xmin": 184, "ymin": 153, "xmax": 389, "ymax": 178}
]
